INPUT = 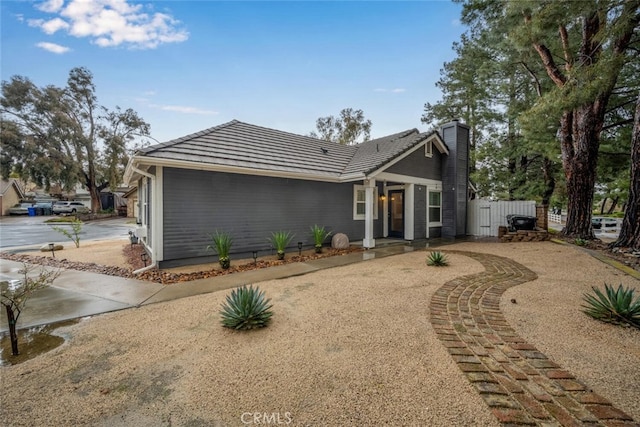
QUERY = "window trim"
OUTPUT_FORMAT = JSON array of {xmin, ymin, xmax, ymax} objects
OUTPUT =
[
  {"xmin": 353, "ymin": 185, "xmax": 379, "ymax": 221},
  {"xmin": 428, "ymin": 189, "xmax": 442, "ymax": 226}
]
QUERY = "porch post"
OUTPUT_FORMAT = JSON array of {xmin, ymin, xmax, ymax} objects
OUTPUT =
[
  {"xmin": 405, "ymin": 183, "xmax": 414, "ymax": 240},
  {"xmin": 363, "ymin": 179, "xmax": 376, "ymax": 248}
]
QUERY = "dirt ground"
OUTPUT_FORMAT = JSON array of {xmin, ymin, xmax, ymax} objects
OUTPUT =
[{"xmin": 1, "ymin": 240, "xmax": 638, "ymax": 426}]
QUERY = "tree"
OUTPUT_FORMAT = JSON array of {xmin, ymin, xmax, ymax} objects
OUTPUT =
[
  {"xmin": 1, "ymin": 67, "xmax": 150, "ymax": 212},
  {"xmin": 613, "ymin": 91, "xmax": 640, "ymax": 248},
  {"xmin": 309, "ymin": 108, "xmax": 372, "ymax": 145},
  {"xmin": 450, "ymin": 0, "xmax": 639, "ymax": 239},
  {"xmin": 1, "ymin": 265, "xmax": 60, "ymax": 356},
  {"xmin": 422, "ymin": 18, "xmax": 562, "ymax": 205},
  {"xmin": 511, "ymin": 0, "xmax": 639, "ymax": 238}
]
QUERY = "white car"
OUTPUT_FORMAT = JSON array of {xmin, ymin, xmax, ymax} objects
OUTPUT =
[
  {"xmin": 8, "ymin": 202, "xmax": 34, "ymax": 215},
  {"xmin": 53, "ymin": 201, "xmax": 90, "ymax": 215}
]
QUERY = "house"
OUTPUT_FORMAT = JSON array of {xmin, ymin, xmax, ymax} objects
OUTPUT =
[
  {"xmin": 124, "ymin": 119, "xmax": 469, "ymax": 268},
  {"xmin": 0, "ymin": 179, "xmax": 25, "ymax": 216},
  {"xmin": 122, "ymin": 186, "xmax": 139, "ymax": 218}
]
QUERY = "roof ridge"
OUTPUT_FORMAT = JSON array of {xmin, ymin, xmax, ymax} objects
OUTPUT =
[
  {"xmin": 230, "ymin": 120, "xmax": 339, "ymax": 146},
  {"xmin": 339, "ymin": 128, "xmax": 420, "ymax": 174},
  {"xmin": 140, "ymin": 120, "xmax": 241, "ymax": 154},
  {"xmin": 361, "ymin": 128, "xmax": 419, "ymax": 145}
]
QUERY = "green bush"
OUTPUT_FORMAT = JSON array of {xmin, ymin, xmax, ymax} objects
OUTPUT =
[
  {"xmin": 427, "ymin": 251, "xmax": 448, "ymax": 267},
  {"xmin": 582, "ymin": 284, "xmax": 640, "ymax": 329},
  {"xmin": 268, "ymin": 231, "xmax": 294, "ymax": 260},
  {"xmin": 310, "ymin": 225, "xmax": 332, "ymax": 253},
  {"xmin": 574, "ymin": 238, "xmax": 587, "ymax": 246},
  {"xmin": 207, "ymin": 230, "xmax": 233, "ymax": 269},
  {"xmin": 220, "ymin": 285, "xmax": 273, "ymax": 330}
]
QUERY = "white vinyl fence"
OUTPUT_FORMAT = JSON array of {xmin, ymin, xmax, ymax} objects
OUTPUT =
[{"xmin": 467, "ymin": 200, "xmax": 537, "ymax": 237}]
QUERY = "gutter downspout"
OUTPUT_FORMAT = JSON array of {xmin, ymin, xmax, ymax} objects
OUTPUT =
[{"xmin": 130, "ymin": 164, "xmax": 158, "ymax": 274}]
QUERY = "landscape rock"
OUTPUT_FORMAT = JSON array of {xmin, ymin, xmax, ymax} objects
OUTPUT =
[
  {"xmin": 39, "ymin": 244, "xmax": 64, "ymax": 252},
  {"xmin": 331, "ymin": 233, "xmax": 349, "ymax": 249}
]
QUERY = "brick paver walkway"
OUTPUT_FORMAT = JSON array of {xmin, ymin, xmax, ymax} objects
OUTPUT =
[{"xmin": 429, "ymin": 251, "xmax": 636, "ymax": 426}]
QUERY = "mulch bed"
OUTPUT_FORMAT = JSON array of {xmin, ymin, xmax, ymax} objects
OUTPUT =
[{"xmin": 0, "ymin": 245, "xmax": 364, "ymax": 285}]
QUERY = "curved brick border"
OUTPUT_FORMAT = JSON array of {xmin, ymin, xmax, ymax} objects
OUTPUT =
[{"xmin": 429, "ymin": 251, "xmax": 636, "ymax": 426}]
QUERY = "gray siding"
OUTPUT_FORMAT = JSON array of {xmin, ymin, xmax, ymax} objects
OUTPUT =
[
  {"xmin": 428, "ymin": 227, "xmax": 442, "ymax": 238},
  {"xmin": 385, "ymin": 146, "xmax": 442, "ymax": 180},
  {"xmin": 161, "ymin": 168, "xmax": 382, "ymax": 267},
  {"xmin": 440, "ymin": 121, "xmax": 469, "ymax": 237},
  {"xmin": 414, "ymin": 185, "xmax": 427, "ymax": 239}
]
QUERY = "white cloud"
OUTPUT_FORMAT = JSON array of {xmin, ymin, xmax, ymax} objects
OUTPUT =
[
  {"xmin": 36, "ymin": 41, "xmax": 71, "ymax": 54},
  {"xmin": 41, "ymin": 17, "xmax": 70, "ymax": 34},
  {"xmin": 37, "ymin": 0, "xmax": 65, "ymax": 13},
  {"xmin": 29, "ymin": 0, "xmax": 188, "ymax": 49},
  {"xmin": 150, "ymin": 104, "xmax": 219, "ymax": 115}
]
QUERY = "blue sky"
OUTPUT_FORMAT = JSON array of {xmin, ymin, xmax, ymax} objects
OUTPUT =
[{"xmin": 1, "ymin": 0, "xmax": 465, "ymax": 144}]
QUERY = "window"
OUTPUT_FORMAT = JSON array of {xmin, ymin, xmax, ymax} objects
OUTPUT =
[
  {"xmin": 353, "ymin": 185, "xmax": 378, "ymax": 220},
  {"xmin": 425, "ymin": 140, "xmax": 433, "ymax": 158},
  {"xmin": 428, "ymin": 190, "xmax": 441, "ymax": 224}
]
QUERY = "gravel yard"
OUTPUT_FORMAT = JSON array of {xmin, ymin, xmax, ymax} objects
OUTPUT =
[{"xmin": 0, "ymin": 240, "xmax": 638, "ymax": 426}]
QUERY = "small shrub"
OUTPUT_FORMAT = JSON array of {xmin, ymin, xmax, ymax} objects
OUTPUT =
[
  {"xmin": 51, "ymin": 218, "xmax": 83, "ymax": 248},
  {"xmin": 268, "ymin": 231, "xmax": 294, "ymax": 260},
  {"xmin": 574, "ymin": 238, "xmax": 587, "ymax": 246},
  {"xmin": 582, "ymin": 284, "xmax": 640, "ymax": 329},
  {"xmin": 1, "ymin": 264, "xmax": 61, "ymax": 355},
  {"xmin": 310, "ymin": 225, "xmax": 332, "ymax": 253},
  {"xmin": 220, "ymin": 285, "xmax": 273, "ymax": 330},
  {"xmin": 207, "ymin": 230, "xmax": 233, "ymax": 269},
  {"xmin": 427, "ymin": 251, "xmax": 448, "ymax": 267}
]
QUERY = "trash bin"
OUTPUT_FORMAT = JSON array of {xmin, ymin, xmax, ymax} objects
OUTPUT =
[
  {"xmin": 506, "ymin": 215, "xmax": 537, "ymax": 231},
  {"xmin": 35, "ymin": 207, "xmax": 44, "ymax": 216},
  {"xmin": 27, "ymin": 207, "xmax": 36, "ymax": 216},
  {"xmin": 43, "ymin": 207, "xmax": 52, "ymax": 215}
]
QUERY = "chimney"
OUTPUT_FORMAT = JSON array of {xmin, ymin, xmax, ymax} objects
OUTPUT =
[{"xmin": 439, "ymin": 120, "xmax": 470, "ymax": 238}]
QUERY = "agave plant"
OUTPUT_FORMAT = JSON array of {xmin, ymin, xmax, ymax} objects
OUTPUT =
[
  {"xmin": 582, "ymin": 284, "xmax": 640, "ymax": 328},
  {"xmin": 426, "ymin": 251, "xmax": 448, "ymax": 267},
  {"xmin": 268, "ymin": 230, "xmax": 294, "ymax": 260},
  {"xmin": 310, "ymin": 224, "xmax": 332, "ymax": 253},
  {"xmin": 207, "ymin": 230, "xmax": 233, "ymax": 269},
  {"xmin": 220, "ymin": 285, "xmax": 274, "ymax": 330}
]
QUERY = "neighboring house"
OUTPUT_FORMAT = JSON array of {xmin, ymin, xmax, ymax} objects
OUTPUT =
[
  {"xmin": 124, "ymin": 119, "xmax": 469, "ymax": 268},
  {"xmin": 0, "ymin": 179, "xmax": 25, "ymax": 216},
  {"xmin": 122, "ymin": 186, "xmax": 139, "ymax": 218}
]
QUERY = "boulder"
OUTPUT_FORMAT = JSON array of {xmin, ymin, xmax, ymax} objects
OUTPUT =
[
  {"xmin": 40, "ymin": 243, "xmax": 64, "ymax": 252},
  {"xmin": 331, "ymin": 233, "xmax": 349, "ymax": 249}
]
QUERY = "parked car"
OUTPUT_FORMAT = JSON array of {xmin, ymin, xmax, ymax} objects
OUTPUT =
[
  {"xmin": 53, "ymin": 201, "xmax": 90, "ymax": 215},
  {"xmin": 592, "ymin": 217, "xmax": 618, "ymax": 229},
  {"xmin": 8, "ymin": 202, "xmax": 34, "ymax": 215}
]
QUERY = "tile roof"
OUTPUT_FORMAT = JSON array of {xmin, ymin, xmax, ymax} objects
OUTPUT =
[{"xmin": 138, "ymin": 120, "xmax": 443, "ymax": 180}]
